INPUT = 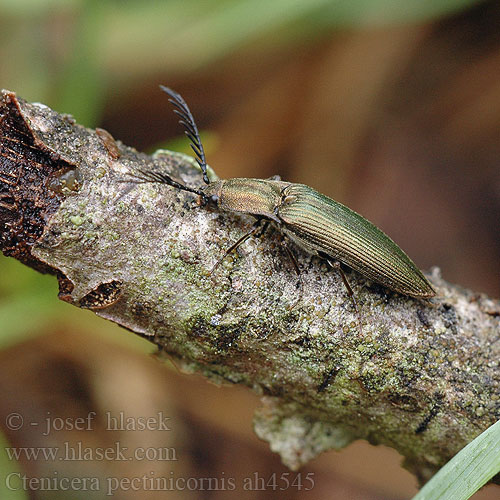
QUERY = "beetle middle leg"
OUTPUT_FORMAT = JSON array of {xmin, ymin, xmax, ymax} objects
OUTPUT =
[
  {"xmin": 280, "ymin": 236, "xmax": 304, "ymax": 309},
  {"xmin": 279, "ymin": 236, "xmax": 301, "ymax": 278},
  {"xmin": 320, "ymin": 253, "xmax": 363, "ymax": 335}
]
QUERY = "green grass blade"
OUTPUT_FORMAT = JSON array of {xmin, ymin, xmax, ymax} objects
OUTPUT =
[{"xmin": 412, "ymin": 419, "xmax": 500, "ymax": 500}]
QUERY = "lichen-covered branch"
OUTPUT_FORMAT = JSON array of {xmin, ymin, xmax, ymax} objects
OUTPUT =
[{"xmin": 1, "ymin": 90, "xmax": 499, "ymax": 484}]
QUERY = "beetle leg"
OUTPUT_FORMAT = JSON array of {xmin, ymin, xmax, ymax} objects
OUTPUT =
[
  {"xmin": 280, "ymin": 238, "xmax": 300, "ymax": 277},
  {"xmin": 211, "ymin": 220, "xmax": 268, "ymax": 274},
  {"xmin": 321, "ymin": 256, "xmax": 363, "ymax": 335},
  {"xmin": 281, "ymin": 237, "xmax": 301, "ymax": 285},
  {"xmin": 254, "ymin": 220, "xmax": 270, "ymax": 238},
  {"xmin": 280, "ymin": 236, "xmax": 303, "ymax": 309}
]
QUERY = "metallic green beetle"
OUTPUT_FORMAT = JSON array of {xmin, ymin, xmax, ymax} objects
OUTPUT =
[{"xmin": 135, "ymin": 86, "xmax": 435, "ymax": 300}]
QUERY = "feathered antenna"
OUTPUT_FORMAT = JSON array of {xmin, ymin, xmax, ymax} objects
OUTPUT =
[
  {"xmin": 128, "ymin": 168, "xmax": 205, "ymax": 198},
  {"xmin": 159, "ymin": 85, "xmax": 210, "ymax": 185},
  {"xmin": 125, "ymin": 86, "xmax": 210, "ymax": 202}
]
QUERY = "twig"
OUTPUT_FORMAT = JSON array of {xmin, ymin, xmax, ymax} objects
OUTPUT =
[{"xmin": 1, "ymin": 90, "xmax": 499, "ymax": 483}]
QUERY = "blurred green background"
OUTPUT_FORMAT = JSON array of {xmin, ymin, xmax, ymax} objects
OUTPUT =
[{"xmin": 1, "ymin": 0, "xmax": 499, "ymax": 499}]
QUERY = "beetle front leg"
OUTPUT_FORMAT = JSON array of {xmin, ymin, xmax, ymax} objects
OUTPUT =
[{"xmin": 211, "ymin": 219, "xmax": 269, "ymax": 274}]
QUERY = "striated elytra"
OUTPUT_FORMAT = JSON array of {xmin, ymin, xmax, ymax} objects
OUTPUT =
[{"xmin": 132, "ymin": 86, "xmax": 435, "ymax": 300}]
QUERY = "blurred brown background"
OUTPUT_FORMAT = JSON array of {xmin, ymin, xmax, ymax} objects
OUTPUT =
[{"xmin": 0, "ymin": 0, "xmax": 499, "ymax": 498}]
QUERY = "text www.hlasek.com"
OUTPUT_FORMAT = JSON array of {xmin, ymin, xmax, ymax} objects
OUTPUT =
[{"xmin": 5, "ymin": 441, "xmax": 177, "ymax": 462}]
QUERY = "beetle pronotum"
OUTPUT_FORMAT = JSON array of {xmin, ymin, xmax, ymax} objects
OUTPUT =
[{"xmin": 131, "ymin": 86, "xmax": 435, "ymax": 330}]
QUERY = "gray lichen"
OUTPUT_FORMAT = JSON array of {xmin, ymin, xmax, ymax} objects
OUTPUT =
[{"xmin": 1, "ymin": 90, "xmax": 499, "ymax": 483}]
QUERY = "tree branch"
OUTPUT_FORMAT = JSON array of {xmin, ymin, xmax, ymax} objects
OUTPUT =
[{"xmin": 1, "ymin": 90, "xmax": 499, "ymax": 484}]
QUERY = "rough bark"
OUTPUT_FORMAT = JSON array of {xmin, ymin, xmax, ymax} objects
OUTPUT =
[{"xmin": 1, "ymin": 90, "xmax": 499, "ymax": 484}]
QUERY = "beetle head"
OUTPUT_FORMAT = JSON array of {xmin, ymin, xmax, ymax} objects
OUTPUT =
[{"xmin": 201, "ymin": 180, "xmax": 223, "ymax": 207}]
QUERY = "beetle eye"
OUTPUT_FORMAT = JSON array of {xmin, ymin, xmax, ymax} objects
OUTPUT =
[{"xmin": 210, "ymin": 194, "xmax": 219, "ymax": 204}]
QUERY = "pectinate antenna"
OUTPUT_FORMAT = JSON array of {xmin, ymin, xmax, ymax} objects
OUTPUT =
[
  {"xmin": 128, "ymin": 169, "xmax": 207, "ymax": 200},
  {"xmin": 160, "ymin": 85, "xmax": 210, "ymax": 185}
]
